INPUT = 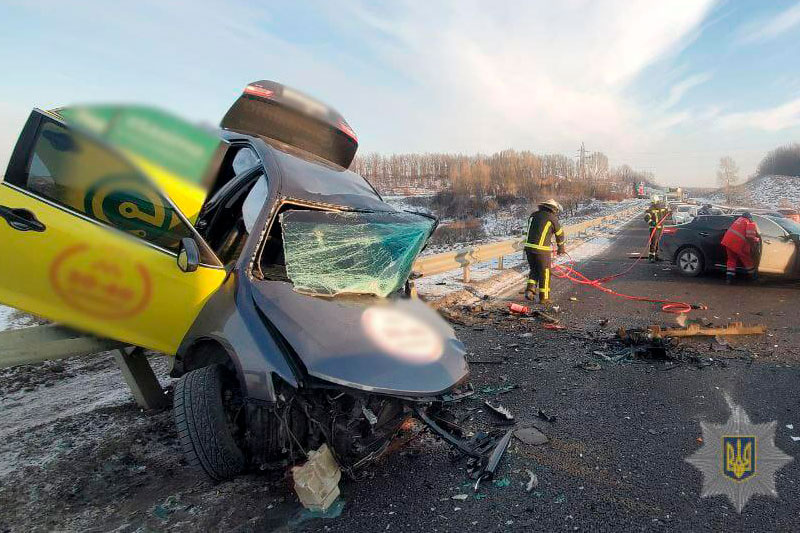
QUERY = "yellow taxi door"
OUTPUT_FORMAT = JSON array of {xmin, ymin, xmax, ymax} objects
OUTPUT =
[{"xmin": 0, "ymin": 110, "xmax": 225, "ymax": 354}]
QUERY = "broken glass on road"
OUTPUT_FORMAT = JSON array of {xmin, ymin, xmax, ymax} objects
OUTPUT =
[{"xmin": 280, "ymin": 210, "xmax": 435, "ymax": 297}]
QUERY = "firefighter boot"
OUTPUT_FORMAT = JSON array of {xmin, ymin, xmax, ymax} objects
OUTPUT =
[{"xmin": 525, "ymin": 281, "xmax": 537, "ymax": 301}]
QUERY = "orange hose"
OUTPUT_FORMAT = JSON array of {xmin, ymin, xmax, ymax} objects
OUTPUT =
[{"xmin": 548, "ymin": 210, "xmax": 697, "ymax": 314}]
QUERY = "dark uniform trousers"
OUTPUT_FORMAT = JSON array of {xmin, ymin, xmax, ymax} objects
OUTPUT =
[{"xmin": 525, "ymin": 250, "xmax": 552, "ymax": 300}]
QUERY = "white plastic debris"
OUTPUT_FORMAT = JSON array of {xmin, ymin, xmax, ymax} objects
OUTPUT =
[
  {"xmin": 791, "ymin": 436, "xmax": 800, "ymax": 442},
  {"xmin": 525, "ymin": 469, "xmax": 539, "ymax": 492},
  {"xmin": 787, "ymin": 424, "xmax": 794, "ymax": 430},
  {"xmin": 291, "ymin": 444, "xmax": 342, "ymax": 512}
]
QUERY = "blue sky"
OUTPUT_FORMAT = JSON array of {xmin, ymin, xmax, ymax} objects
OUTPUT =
[{"xmin": 1, "ymin": 0, "xmax": 800, "ymax": 186}]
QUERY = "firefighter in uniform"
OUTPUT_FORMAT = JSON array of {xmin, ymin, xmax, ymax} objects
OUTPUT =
[
  {"xmin": 721, "ymin": 212, "xmax": 760, "ymax": 284},
  {"xmin": 644, "ymin": 195, "xmax": 668, "ymax": 262},
  {"xmin": 524, "ymin": 199, "xmax": 566, "ymax": 304}
]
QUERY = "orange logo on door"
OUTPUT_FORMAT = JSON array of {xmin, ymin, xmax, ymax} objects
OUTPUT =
[{"xmin": 50, "ymin": 244, "xmax": 152, "ymax": 319}]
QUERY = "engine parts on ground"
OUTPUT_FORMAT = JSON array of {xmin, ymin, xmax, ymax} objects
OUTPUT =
[
  {"xmin": 246, "ymin": 384, "xmax": 407, "ymax": 476},
  {"xmin": 291, "ymin": 444, "xmax": 342, "ymax": 512}
]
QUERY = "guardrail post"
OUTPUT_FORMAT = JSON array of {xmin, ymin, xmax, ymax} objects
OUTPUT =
[
  {"xmin": 462, "ymin": 265, "xmax": 471, "ymax": 283},
  {"xmin": 497, "ymin": 256, "xmax": 504, "ymax": 270},
  {"xmin": 112, "ymin": 347, "xmax": 167, "ymax": 410}
]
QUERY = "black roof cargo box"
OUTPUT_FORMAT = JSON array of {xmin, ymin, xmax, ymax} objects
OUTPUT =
[{"xmin": 221, "ymin": 80, "xmax": 358, "ymax": 168}]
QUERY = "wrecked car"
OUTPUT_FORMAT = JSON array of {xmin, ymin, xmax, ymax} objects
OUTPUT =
[{"xmin": 0, "ymin": 81, "xmax": 471, "ymax": 480}]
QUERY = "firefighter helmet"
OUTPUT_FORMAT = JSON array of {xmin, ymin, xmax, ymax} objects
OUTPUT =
[{"xmin": 539, "ymin": 199, "xmax": 564, "ymax": 213}]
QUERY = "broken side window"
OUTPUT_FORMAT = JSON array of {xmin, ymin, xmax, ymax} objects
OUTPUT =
[{"xmin": 279, "ymin": 210, "xmax": 435, "ymax": 297}]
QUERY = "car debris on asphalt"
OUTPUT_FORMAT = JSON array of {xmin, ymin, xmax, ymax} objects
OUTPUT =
[
  {"xmin": 291, "ymin": 444, "xmax": 342, "ymax": 512},
  {"xmin": 514, "ymin": 426, "xmax": 549, "ymax": 446},
  {"xmin": 484, "ymin": 401, "xmax": 515, "ymax": 425},
  {"xmin": 471, "ymin": 429, "xmax": 514, "ymax": 491},
  {"xmin": 648, "ymin": 322, "xmax": 767, "ymax": 337},
  {"xmin": 525, "ymin": 469, "xmax": 539, "ymax": 492}
]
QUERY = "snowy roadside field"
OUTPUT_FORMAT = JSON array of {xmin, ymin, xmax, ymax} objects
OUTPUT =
[{"xmin": 706, "ymin": 174, "xmax": 800, "ymax": 208}]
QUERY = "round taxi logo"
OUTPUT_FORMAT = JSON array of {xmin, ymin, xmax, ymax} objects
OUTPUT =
[
  {"xmin": 50, "ymin": 244, "xmax": 152, "ymax": 319},
  {"xmin": 84, "ymin": 174, "xmax": 173, "ymax": 241}
]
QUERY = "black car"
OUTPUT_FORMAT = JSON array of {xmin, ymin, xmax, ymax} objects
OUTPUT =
[
  {"xmin": 659, "ymin": 214, "xmax": 800, "ymax": 277},
  {"xmin": 0, "ymin": 81, "xmax": 472, "ymax": 482}
]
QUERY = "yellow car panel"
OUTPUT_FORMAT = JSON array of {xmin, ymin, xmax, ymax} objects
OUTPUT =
[{"xmin": 0, "ymin": 183, "xmax": 225, "ymax": 354}]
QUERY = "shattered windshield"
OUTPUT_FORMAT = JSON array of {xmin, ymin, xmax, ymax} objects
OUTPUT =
[{"xmin": 280, "ymin": 210, "xmax": 435, "ymax": 297}]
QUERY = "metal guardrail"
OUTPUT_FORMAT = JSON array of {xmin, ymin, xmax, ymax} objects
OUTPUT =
[
  {"xmin": 0, "ymin": 324, "xmax": 166, "ymax": 409},
  {"xmin": 0, "ymin": 324, "xmax": 125, "ymax": 368},
  {"xmin": 412, "ymin": 206, "xmax": 641, "ymax": 281}
]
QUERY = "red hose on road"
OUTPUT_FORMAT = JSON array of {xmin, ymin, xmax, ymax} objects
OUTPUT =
[{"xmin": 549, "ymin": 211, "xmax": 700, "ymax": 314}]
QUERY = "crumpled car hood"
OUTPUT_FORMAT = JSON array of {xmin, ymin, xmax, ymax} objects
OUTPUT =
[{"xmin": 251, "ymin": 281, "xmax": 468, "ymax": 397}]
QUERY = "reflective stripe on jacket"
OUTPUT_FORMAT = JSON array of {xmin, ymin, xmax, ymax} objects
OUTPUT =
[
  {"xmin": 525, "ymin": 209, "xmax": 565, "ymax": 253},
  {"xmin": 644, "ymin": 204, "xmax": 668, "ymax": 227},
  {"xmin": 721, "ymin": 216, "xmax": 759, "ymax": 255}
]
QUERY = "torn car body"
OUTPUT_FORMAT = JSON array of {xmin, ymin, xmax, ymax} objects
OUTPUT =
[{"xmin": 0, "ymin": 81, "xmax": 472, "ymax": 480}]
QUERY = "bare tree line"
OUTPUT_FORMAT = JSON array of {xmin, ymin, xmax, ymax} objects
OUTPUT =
[
  {"xmin": 756, "ymin": 142, "xmax": 800, "ymax": 178},
  {"xmin": 352, "ymin": 149, "xmax": 655, "ymax": 215}
]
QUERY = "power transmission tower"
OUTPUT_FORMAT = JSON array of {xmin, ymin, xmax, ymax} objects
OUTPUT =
[{"xmin": 576, "ymin": 142, "xmax": 588, "ymax": 180}]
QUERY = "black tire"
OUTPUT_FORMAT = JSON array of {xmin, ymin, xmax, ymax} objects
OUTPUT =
[
  {"xmin": 173, "ymin": 364, "xmax": 245, "ymax": 481},
  {"xmin": 676, "ymin": 246, "xmax": 704, "ymax": 277}
]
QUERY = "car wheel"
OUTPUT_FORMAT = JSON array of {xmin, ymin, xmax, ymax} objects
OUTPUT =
[
  {"xmin": 676, "ymin": 247, "xmax": 704, "ymax": 277},
  {"xmin": 174, "ymin": 364, "xmax": 246, "ymax": 481}
]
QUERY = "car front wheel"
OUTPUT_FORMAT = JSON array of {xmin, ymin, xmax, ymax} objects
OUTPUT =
[
  {"xmin": 676, "ymin": 247, "xmax": 704, "ymax": 277},
  {"xmin": 173, "ymin": 364, "xmax": 246, "ymax": 481}
]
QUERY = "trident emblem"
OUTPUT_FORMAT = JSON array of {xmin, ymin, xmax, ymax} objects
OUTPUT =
[{"xmin": 723, "ymin": 436, "xmax": 756, "ymax": 481}]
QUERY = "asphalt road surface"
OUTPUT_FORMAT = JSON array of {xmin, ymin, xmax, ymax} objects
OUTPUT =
[
  {"xmin": 2, "ymin": 218, "xmax": 799, "ymax": 532},
  {"xmin": 291, "ymin": 218, "xmax": 800, "ymax": 532}
]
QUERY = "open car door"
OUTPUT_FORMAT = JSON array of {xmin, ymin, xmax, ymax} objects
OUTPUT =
[
  {"xmin": 754, "ymin": 215, "xmax": 796, "ymax": 275},
  {"xmin": 0, "ymin": 110, "xmax": 226, "ymax": 354},
  {"xmin": 56, "ymin": 104, "xmax": 228, "ymax": 223}
]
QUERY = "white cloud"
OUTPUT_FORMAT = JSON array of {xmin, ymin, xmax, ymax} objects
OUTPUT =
[
  {"xmin": 329, "ymin": 0, "xmax": 716, "ymax": 158},
  {"xmin": 738, "ymin": 1, "xmax": 800, "ymax": 44},
  {"xmin": 718, "ymin": 96, "xmax": 800, "ymax": 131},
  {"xmin": 663, "ymin": 73, "xmax": 712, "ymax": 109}
]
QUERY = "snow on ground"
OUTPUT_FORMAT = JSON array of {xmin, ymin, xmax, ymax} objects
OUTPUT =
[
  {"xmin": 0, "ymin": 306, "xmax": 172, "ymax": 479},
  {"xmin": 0, "ymin": 304, "xmax": 37, "ymax": 332},
  {"xmin": 707, "ymin": 175, "xmax": 800, "ymax": 208}
]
